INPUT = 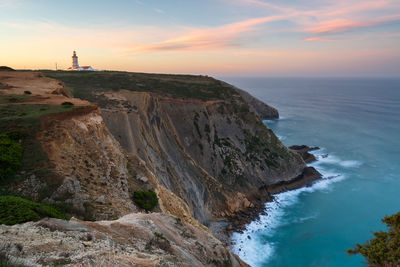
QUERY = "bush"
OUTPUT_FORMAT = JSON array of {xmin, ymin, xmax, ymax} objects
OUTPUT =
[
  {"xmin": 348, "ymin": 211, "xmax": 400, "ymax": 266},
  {"xmin": 0, "ymin": 134, "xmax": 23, "ymax": 182},
  {"xmin": 0, "ymin": 195, "xmax": 68, "ymax": 225},
  {"xmin": 132, "ymin": 190, "xmax": 158, "ymax": 211},
  {"xmin": 61, "ymin": 101, "xmax": 74, "ymax": 106},
  {"xmin": 23, "ymin": 91, "xmax": 31, "ymax": 95}
]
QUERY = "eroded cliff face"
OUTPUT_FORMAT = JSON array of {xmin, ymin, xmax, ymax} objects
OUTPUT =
[
  {"xmin": 1, "ymin": 71, "xmax": 202, "ymax": 229},
  {"xmin": 86, "ymin": 89, "xmax": 305, "ymax": 225},
  {"xmin": 27, "ymin": 106, "xmax": 202, "ymax": 228}
]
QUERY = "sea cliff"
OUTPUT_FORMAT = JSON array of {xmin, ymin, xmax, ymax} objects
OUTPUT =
[{"xmin": 0, "ymin": 70, "xmax": 320, "ymax": 266}]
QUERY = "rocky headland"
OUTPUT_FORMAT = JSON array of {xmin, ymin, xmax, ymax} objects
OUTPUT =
[{"xmin": 0, "ymin": 70, "xmax": 320, "ymax": 266}]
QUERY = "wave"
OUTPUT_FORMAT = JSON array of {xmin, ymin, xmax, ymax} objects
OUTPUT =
[
  {"xmin": 231, "ymin": 149, "xmax": 360, "ymax": 266},
  {"xmin": 310, "ymin": 149, "xmax": 363, "ymax": 169},
  {"xmin": 263, "ymin": 116, "xmax": 290, "ymax": 124},
  {"xmin": 276, "ymin": 134, "xmax": 286, "ymax": 141}
]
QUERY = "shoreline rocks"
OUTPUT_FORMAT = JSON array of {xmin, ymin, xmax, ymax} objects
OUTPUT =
[
  {"xmin": 289, "ymin": 145, "xmax": 320, "ymax": 163},
  {"xmin": 218, "ymin": 146, "xmax": 323, "ymax": 246}
]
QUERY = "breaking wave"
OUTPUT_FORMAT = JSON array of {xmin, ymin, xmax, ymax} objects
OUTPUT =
[{"xmin": 231, "ymin": 148, "xmax": 362, "ymax": 266}]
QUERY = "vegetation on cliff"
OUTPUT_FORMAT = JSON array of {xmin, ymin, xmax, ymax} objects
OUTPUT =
[
  {"xmin": 0, "ymin": 195, "xmax": 68, "ymax": 225},
  {"xmin": 348, "ymin": 211, "xmax": 400, "ymax": 266},
  {"xmin": 41, "ymin": 70, "xmax": 237, "ymax": 101},
  {"xmin": 0, "ymin": 134, "xmax": 23, "ymax": 182},
  {"xmin": 0, "ymin": 94, "xmax": 86, "ymax": 193},
  {"xmin": 132, "ymin": 190, "xmax": 158, "ymax": 211}
]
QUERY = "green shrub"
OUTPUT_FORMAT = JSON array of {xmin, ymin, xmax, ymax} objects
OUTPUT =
[
  {"xmin": 348, "ymin": 211, "xmax": 400, "ymax": 266},
  {"xmin": 0, "ymin": 195, "xmax": 68, "ymax": 225},
  {"xmin": 132, "ymin": 190, "xmax": 158, "ymax": 211},
  {"xmin": 0, "ymin": 134, "xmax": 23, "ymax": 182},
  {"xmin": 61, "ymin": 101, "xmax": 74, "ymax": 106}
]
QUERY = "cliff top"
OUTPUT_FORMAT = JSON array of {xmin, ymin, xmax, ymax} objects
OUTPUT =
[{"xmin": 41, "ymin": 70, "xmax": 238, "ymax": 101}]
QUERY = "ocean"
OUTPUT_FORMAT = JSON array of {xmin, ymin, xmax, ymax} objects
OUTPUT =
[{"xmin": 220, "ymin": 77, "xmax": 400, "ymax": 267}]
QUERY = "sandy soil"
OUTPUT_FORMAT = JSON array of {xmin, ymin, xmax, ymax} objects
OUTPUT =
[{"xmin": 0, "ymin": 71, "xmax": 91, "ymax": 106}]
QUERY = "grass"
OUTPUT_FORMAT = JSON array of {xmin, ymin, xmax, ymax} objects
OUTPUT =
[
  {"xmin": 40, "ymin": 70, "xmax": 238, "ymax": 101},
  {"xmin": 0, "ymin": 195, "xmax": 69, "ymax": 225},
  {"xmin": 0, "ymin": 94, "xmax": 31, "ymax": 104}
]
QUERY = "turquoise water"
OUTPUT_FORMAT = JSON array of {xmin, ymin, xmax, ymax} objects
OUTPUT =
[{"xmin": 222, "ymin": 77, "xmax": 400, "ymax": 267}]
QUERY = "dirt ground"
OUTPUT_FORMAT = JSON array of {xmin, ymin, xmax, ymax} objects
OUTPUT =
[{"xmin": 0, "ymin": 71, "xmax": 91, "ymax": 106}]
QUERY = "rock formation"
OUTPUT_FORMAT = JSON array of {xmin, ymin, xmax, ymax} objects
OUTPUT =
[
  {"xmin": 0, "ymin": 70, "xmax": 320, "ymax": 265},
  {"xmin": 0, "ymin": 214, "xmax": 246, "ymax": 266}
]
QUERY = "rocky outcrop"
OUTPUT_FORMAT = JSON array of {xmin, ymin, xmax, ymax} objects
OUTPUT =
[
  {"xmin": 289, "ymin": 145, "xmax": 319, "ymax": 163},
  {"xmin": 0, "ymin": 213, "xmax": 247, "ymax": 267},
  {"xmin": 266, "ymin": 166, "xmax": 321, "ymax": 194},
  {"xmin": 234, "ymin": 87, "xmax": 279, "ymax": 120}
]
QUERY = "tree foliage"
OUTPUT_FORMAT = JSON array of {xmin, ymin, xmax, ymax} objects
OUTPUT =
[{"xmin": 348, "ymin": 211, "xmax": 400, "ymax": 266}]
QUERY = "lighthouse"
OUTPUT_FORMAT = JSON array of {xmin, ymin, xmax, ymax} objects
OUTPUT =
[
  {"xmin": 72, "ymin": 51, "xmax": 79, "ymax": 69},
  {"xmin": 67, "ymin": 51, "xmax": 96, "ymax": 71}
]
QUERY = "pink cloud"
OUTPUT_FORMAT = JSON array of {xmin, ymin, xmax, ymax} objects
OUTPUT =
[
  {"xmin": 305, "ymin": 14, "xmax": 400, "ymax": 39},
  {"xmin": 131, "ymin": 15, "xmax": 293, "ymax": 53},
  {"xmin": 304, "ymin": 36, "xmax": 337, "ymax": 42},
  {"xmin": 307, "ymin": 19, "xmax": 368, "ymax": 35},
  {"xmin": 230, "ymin": 0, "xmax": 400, "ymax": 41}
]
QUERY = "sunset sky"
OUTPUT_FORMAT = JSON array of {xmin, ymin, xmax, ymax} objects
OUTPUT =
[{"xmin": 1, "ymin": 0, "xmax": 400, "ymax": 76}]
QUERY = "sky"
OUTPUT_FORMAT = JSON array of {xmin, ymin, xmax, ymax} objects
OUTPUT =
[{"xmin": 1, "ymin": 0, "xmax": 400, "ymax": 77}]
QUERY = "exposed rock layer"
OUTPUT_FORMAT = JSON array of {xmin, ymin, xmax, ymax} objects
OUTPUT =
[
  {"xmin": 0, "ymin": 214, "xmax": 247, "ymax": 267},
  {"xmin": 88, "ymin": 89, "xmax": 305, "ymax": 225}
]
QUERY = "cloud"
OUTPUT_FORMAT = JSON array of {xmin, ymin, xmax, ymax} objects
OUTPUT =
[
  {"xmin": 0, "ymin": 0, "xmax": 20, "ymax": 8},
  {"xmin": 305, "ymin": 14, "xmax": 400, "ymax": 38},
  {"xmin": 229, "ymin": 0, "xmax": 400, "ymax": 40},
  {"xmin": 130, "ymin": 14, "xmax": 294, "ymax": 53},
  {"xmin": 154, "ymin": 8, "xmax": 164, "ymax": 14},
  {"xmin": 304, "ymin": 36, "xmax": 337, "ymax": 42},
  {"xmin": 306, "ymin": 18, "xmax": 368, "ymax": 35}
]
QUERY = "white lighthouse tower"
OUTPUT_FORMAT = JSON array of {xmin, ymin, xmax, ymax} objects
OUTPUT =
[
  {"xmin": 67, "ymin": 51, "xmax": 95, "ymax": 71},
  {"xmin": 72, "ymin": 51, "xmax": 79, "ymax": 69}
]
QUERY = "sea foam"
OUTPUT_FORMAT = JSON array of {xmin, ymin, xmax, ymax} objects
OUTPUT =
[{"xmin": 231, "ymin": 149, "xmax": 358, "ymax": 266}]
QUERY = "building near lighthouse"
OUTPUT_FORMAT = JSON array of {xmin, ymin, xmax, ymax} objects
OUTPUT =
[{"xmin": 67, "ymin": 51, "xmax": 96, "ymax": 71}]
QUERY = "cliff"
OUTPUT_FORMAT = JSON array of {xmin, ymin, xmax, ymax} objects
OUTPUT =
[
  {"xmin": 234, "ymin": 87, "xmax": 279, "ymax": 120},
  {"xmin": 41, "ymin": 71, "xmax": 313, "ymax": 226},
  {"xmin": 0, "ymin": 70, "xmax": 319, "ymax": 265}
]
